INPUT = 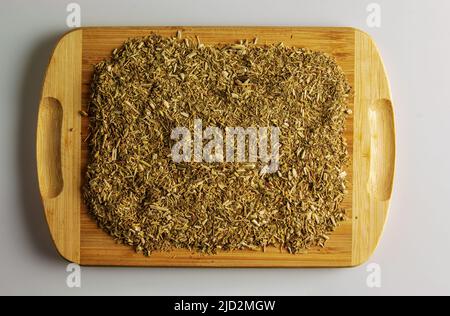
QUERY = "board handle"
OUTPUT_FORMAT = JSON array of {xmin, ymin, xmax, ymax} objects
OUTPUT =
[
  {"xmin": 367, "ymin": 98, "xmax": 395, "ymax": 201},
  {"xmin": 352, "ymin": 29, "xmax": 396, "ymax": 267},
  {"xmin": 36, "ymin": 29, "xmax": 82, "ymax": 263},
  {"xmin": 37, "ymin": 97, "xmax": 64, "ymax": 199}
]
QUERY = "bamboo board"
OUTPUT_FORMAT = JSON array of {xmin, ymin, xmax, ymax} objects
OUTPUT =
[{"xmin": 36, "ymin": 27, "xmax": 395, "ymax": 267}]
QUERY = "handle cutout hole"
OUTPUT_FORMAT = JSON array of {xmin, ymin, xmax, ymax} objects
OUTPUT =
[
  {"xmin": 37, "ymin": 97, "xmax": 63, "ymax": 199},
  {"xmin": 368, "ymin": 99, "xmax": 395, "ymax": 201}
]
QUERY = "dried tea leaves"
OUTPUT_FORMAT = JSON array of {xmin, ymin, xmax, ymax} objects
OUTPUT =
[{"xmin": 84, "ymin": 33, "xmax": 351, "ymax": 255}]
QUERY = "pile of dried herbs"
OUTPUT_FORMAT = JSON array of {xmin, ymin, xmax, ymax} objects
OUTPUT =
[{"xmin": 84, "ymin": 32, "xmax": 351, "ymax": 255}]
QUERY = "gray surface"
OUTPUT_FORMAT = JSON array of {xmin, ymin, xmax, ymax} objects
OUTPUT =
[{"xmin": 0, "ymin": 0, "xmax": 449, "ymax": 296}]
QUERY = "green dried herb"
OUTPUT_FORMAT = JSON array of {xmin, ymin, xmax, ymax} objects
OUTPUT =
[{"xmin": 83, "ymin": 32, "xmax": 351, "ymax": 256}]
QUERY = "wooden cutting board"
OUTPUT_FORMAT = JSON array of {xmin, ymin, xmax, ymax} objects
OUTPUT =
[{"xmin": 36, "ymin": 27, "xmax": 395, "ymax": 267}]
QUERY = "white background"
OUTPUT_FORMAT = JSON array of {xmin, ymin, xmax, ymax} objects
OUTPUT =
[{"xmin": 0, "ymin": 0, "xmax": 449, "ymax": 295}]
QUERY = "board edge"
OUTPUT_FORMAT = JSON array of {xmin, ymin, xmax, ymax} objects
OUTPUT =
[
  {"xmin": 36, "ymin": 28, "xmax": 83, "ymax": 264},
  {"xmin": 351, "ymin": 27, "xmax": 395, "ymax": 267}
]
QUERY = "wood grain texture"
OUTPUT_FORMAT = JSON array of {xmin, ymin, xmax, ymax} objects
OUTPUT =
[
  {"xmin": 37, "ymin": 27, "xmax": 394, "ymax": 267},
  {"xmin": 37, "ymin": 29, "xmax": 82, "ymax": 264},
  {"xmin": 352, "ymin": 30, "xmax": 395, "ymax": 266}
]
